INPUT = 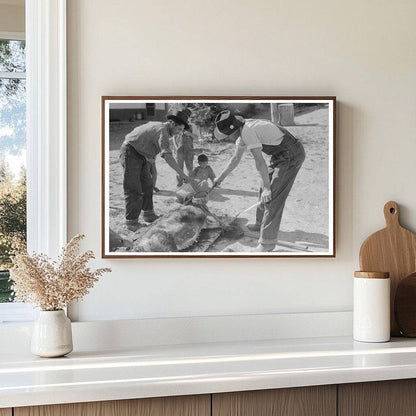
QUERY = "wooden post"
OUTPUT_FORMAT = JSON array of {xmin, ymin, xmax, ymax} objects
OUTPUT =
[
  {"xmin": 270, "ymin": 103, "xmax": 279, "ymax": 124},
  {"xmin": 278, "ymin": 104, "xmax": 295, "ymax": 126}
]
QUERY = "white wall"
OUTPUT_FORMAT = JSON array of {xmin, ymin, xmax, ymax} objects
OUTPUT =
[
  {"xmin": 0, "ymin": 3, "xmax": 24, "ymax": 33},
  {"xmin": 67, "ymin": 0, "xmax": 416, "ymax": 322}
]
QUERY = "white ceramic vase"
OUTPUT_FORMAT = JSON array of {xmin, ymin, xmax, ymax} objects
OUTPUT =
[{"xmin": 31, "ymin": 310, "xmax": 73, "ymax": 358}]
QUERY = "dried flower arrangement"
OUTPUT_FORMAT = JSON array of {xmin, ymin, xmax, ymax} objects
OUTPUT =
[{"xmin": 10, "ymin": 234, "xmax": 111, "ymax": 311}]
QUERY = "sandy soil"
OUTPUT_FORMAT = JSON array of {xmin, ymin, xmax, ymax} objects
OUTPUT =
[{"xmin": 108, "ymin": 107, "xmax": 330, "ymax": 253}]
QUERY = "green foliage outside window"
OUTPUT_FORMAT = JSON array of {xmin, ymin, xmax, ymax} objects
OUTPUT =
[
  {"xmin": 0, "ymin": 161, "xmax": 26, "ymax": 302},
  {"xmin": 0, "ymin": 39, "xmax": 27, "ymax": 302}
]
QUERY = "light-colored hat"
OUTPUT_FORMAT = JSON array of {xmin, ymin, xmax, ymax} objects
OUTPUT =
[{"xmin": 213, "ymin": 110, "xmax": 245, "ymax": 140}]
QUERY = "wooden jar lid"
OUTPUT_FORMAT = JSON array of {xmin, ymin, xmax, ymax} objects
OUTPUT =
[{"xmin": 354, "ymin": 271, "xmax": 390, "ymax": 279}]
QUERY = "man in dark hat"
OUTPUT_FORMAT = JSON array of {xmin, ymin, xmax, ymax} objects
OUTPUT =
[
  {"xmin": 120, "ymin": 109, "xmax": 194, "ymax": 231},
  {"xmin": 213, "ymin": 110, "xmax": 305, "ymax": 252}
]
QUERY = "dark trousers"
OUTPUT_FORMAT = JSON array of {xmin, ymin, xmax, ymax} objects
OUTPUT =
[
  {"xmin": 256, "ymin": 134, "xmax": 305, "ymax": 245},
  {"xmin": 120, "ymin": 144, "xmax": 153, "ymax": 223}
]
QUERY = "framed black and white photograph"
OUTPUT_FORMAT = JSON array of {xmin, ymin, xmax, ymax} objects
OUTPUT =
[{"xmin": 102, "ymin": 96, "xmax": 336, "ymax": 258}]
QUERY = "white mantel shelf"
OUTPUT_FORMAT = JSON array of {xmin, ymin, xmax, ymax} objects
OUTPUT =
[{"xmin": 2, "ymin": 335, "xmax": 416, "ymax": 409}]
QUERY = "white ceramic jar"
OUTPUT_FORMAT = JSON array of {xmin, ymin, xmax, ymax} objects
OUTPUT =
[
  {"xmin": 31, "ymin": 310, "xmax": 73, "ymax": 357},
  {"xmin": 353, "ymin": 271, "xmax": 390, "ymax": 343}
]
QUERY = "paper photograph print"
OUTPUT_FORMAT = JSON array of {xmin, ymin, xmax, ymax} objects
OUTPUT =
[{"xmin": 102, "ymin": 97, "xmax": 335, "ymax": 257}]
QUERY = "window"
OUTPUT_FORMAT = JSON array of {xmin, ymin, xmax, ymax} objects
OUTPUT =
[
  {"xmin": 0, "ymin": 35, "xmax": 26, "ymax": 306},
  {"xmin": 0, "ymin": 0, "xmax": 67, "ymax": 323}
]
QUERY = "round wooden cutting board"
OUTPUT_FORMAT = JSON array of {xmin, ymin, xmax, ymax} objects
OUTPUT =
[{"xmin": 359, "ymin": 201, "xmax": 416, "ymax": 336}]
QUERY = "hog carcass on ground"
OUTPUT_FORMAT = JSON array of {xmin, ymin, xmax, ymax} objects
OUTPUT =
[{"xmin": 133, "ymin": 205, "xmax": 222, "ymax": 252}]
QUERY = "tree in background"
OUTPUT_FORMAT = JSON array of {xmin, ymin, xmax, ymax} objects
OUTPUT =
[
  {"xmin": 0, "ymin": 160, "xmax": 26, "ymax": 302},
  {"xmin": 167, "ymin": 103, "xmax": 263, "ymax": 141},
  {"xmin": 168, "ymin": 103, "xmax": 221, "ymax": 140},
  {"xmin": 187, "ymin": 103, "xmax": 220, "ymax": 137},
  {"xmin": 0, "ymin": 39, "xmax": 26, "ymax": 155},
  {"xmin": 0, "ymin": 39, "xmax": 27, "ymax": 302}
]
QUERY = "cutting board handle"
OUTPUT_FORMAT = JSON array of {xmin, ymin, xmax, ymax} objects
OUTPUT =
[{"xmin": 384, "ymin": 201, "xmax": 400, "ymax": 228}]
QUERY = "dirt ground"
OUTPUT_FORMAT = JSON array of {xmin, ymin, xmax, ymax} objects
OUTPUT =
[{"xmin": 108, "ymin": 107, "xmax": 330, "ymax": 254}]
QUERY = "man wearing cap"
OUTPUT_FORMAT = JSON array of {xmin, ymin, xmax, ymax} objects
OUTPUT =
[
  {"xmin": 213, "ymin": 110, "xmax": 305, "ymax": 252},
  {"xmin": 120, "ymin": 109, "xmax": 193, "ymax": 231}
]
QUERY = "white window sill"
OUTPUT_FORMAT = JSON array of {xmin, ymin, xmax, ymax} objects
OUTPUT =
[{"xmin": 0, "ymin": 303, "xmax": 35, "ymax": 324}]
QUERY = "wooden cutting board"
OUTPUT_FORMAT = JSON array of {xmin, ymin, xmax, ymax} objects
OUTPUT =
[
  {"xmin": 359, "ymin": 201, "xmax": 416, "ymax": 336},
  {"xmin": 395, "ymin": 273, "xmax": 416, "ymax": 337}
]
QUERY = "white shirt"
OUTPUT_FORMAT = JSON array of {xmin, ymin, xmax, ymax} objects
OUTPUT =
[{"xmin": 236, "ymin": 119, "xmax": 285, "ymax": 150}]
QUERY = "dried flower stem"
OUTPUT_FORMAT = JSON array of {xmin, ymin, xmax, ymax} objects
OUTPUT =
[{"xmin": 10, "ymin": 235, "xmax": 111, "ymax": 310}]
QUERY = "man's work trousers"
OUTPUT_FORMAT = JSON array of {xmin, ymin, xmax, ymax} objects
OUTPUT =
[
  {"xmin": 120, "ymin": 143, "xmax": 154, "ymax": 223},
  {"xmin": 256, "ymin": 135, "xmax": 305, "ymax": 245}
]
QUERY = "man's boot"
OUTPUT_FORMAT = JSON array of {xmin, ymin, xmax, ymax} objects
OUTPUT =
[
  {"xmin": 246, "ymin": 223, "xmax": 261, "ymax": 232},
  {"xmin": 125, "ymin": 220, "xmax": 142, "ymax": 232},
  {"xmin": 143, "ymin": 210, "xmax": 159, "ymax": 223}
]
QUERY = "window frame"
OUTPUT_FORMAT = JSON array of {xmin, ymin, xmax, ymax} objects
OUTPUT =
[
  {"xmin": 0, "ymin": 31, "xmax": 24, "ymax": 41},
  {"xmin": 0, "ymin": 0, "xmax": 67, "ymax": 323}
]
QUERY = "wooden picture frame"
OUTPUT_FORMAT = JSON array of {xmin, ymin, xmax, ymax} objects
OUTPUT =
[{"xmin": 102, "ymin": 96, "xmax": 336, "ymax": 258}]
